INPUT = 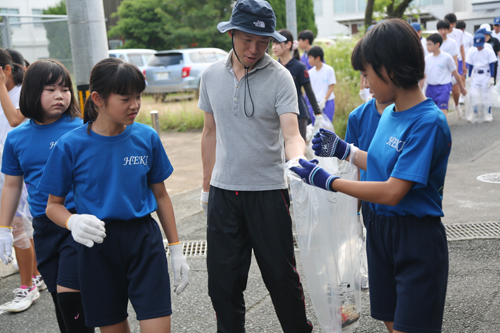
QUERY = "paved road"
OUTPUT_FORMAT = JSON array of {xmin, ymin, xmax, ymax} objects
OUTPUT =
[{"xmin": 1, "ymin": 108, "xmax": 499, "ymax": 332}]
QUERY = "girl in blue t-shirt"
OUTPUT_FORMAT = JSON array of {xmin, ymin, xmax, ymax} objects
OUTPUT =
[
  {"xmin": 39, "ymin": 58, "xmax": 190, "ymax": 332},
  {"xmin": 291, "ymin": 19, "xmax": 451, "ymax": 333},
  {"xmin": 0, "ymin": 59, "xmax": 89, "ymax": 331}
]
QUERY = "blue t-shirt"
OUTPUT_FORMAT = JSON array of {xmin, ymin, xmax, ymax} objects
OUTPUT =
[
  {"xmin": 281, "ymin": 57, "xmax": 310, "ymax": 119},
  {"xmin": 1, "ymin": 115, "xmax": 83, "ymax": 217},
  {"xmin": 38, "ymin": 122, "xmax": 173, "ymax": 221},
  {"xmin": 366, "ymin": 98, "xmax": 451, "ymax": 218},
  {"xmin": 344, "ymin": 99, "xmax": 383, "ymax": 181},
  {"xmin": 300, "ymin": 52, "xmax": 312, "ymax": 70}
]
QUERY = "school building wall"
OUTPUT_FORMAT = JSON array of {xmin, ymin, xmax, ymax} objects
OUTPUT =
[{"xmin": 314, "ymin": 0, "xmax": 500, "ymax": 38}]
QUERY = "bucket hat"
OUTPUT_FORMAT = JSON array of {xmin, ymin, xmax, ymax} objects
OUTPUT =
[
  {"xmin": 217, "ymin": 0, "xmax": 286, "ymax": 42},
  {"xmin": 473, "ymin": 33, "xmax": 485, "ymax": 47}
]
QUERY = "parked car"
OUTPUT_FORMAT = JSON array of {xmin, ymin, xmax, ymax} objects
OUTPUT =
[
  {"xmin": 108, "ymin": 49, "xmax": 156, "ymax": 72},
  {"xmin": 143, "ymin": 48, "xmax": 228, "ymax": 98}
]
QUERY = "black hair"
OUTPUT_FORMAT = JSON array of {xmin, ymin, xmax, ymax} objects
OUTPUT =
[
  {"xmin": 5, "ymin": 48, "xmax": 27, "ymax": 68},
  {"xmin": 0, "ymin": 49, "xmax": 24, "ymax": 86},
  {"xmin": 456, "ymin": 21, "xmax": 466, "ymax": 30},
  {"xmin": 298, "ymin": 30, "xmax": 314, "ymax": 45},
  {"xmin": 351, "ymin": 19, "xmax": 424, "ymax": 89},
  {"xmin": 437, "ymin": 20, "xmax": 450, "ymax": 30},
  {"xmin": 307, "ymin": 46, "xmax": 324, "ymax": 62},
  {"xmin": 20, "ymin": 59, "xmax": 81, "ymax": 124},
  {"xmin": 427, "ymin": 33, "xmax": 443, "ymax": 47},
  {"xmin": 276, "ymin": 29, "xmax": 300, "ymax": 60},
  {"xmin": 444, "ymin": 13, "xmax": 457, "ymax": 24},
  {"xmin": 84, "ymin": 58, "xmax": 145, "ymax": 131}
]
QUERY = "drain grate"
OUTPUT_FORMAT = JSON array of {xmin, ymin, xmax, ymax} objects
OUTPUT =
[
  {"xmin": 445, "ymin": 222, "xmax": 500, "ymax": 241},
  {"xmin": 166, "ymin": 223, "xmax": 500, "ymax": 256},
  {"xmin": 476, "ymin": 173, "xmax": 500, "ymax": 184}
]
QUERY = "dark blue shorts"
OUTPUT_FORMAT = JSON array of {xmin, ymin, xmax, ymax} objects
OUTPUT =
[
  {"xmin": 458, "ymin": 60, "xmax": 464, "ymax": 76},
  {"xmin": 33, "ymin": 211, "xmax": 80, "ymax": 293},
  {"xmin": 426, "ymin": 83, "xmax": 452, "ymax": 110},
  {"xmin": 364, "ymin": 205, "xmax": 448, "ymax": 333},
  {"xmin": 78, "ymin": 215, "xmax": 171, "ymax": 327}
]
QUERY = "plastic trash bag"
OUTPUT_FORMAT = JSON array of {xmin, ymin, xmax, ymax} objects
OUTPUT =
[
  {"xmin": 0, "ymin": 143, "xmax": 33, "ymax": 249},
  {"xmin": 306, "ymin": 115, "xmax": 335, "ymax": 143},
  {"xmin": 288, "ymin": 158, "xmax": 361, "ymax": 332}
]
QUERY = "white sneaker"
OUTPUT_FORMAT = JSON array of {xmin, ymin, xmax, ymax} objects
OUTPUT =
[
  {"xmin": 33, "ymin": 275, "xmax": 47, "ymax": 291},
  {"xmin": 7, "ymin": 286, "xmax": 40, "ymax": 313},
  {"xmin": 459, "ymin": 95, "xmax": 465, "ymax": 104}
]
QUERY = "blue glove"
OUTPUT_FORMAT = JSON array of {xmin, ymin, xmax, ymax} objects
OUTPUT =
[
  {"xmin": 311, "ymin": 128, "xmax": 350, "ymax": 160},
  {"xmin": 290, "ymin": 159, "xmax": 338, "ymax": 192}
]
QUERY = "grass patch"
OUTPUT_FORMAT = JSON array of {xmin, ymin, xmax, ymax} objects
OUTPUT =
[
  {"xmin": 318, "ymin": 37, "xmax": 363, "ymax": 139},
  {"xmin": 137, "ymin": 95, "xmax": 204, "ymax": 132}
]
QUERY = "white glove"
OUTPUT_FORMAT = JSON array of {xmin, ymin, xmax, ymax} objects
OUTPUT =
[
  {"xmin": 488, "ymin": 77, "xmax": 495, "ymax": 87},
  {"xmin": 318, "ymin": 99, "xmax": 327, "ymax": 111},
  {"xmin": 0, "ymin": 227, "xmax": 14, "ymax": 265},
  {"xmin": 67, "ymin": 214, "xmax": 106, "ymax": 248},
  {"xmin": 169, "ymin": 243, "xmax": 190, "ymax": 295},
  {"xmin": 359, "ymin": 89, "xmax": 366, "ymax": 101},
  {"xmin": 313, "ymin": 114, "xmax": 323, "ymax": 133},
  {"xmin": 200, "ymin": 190, "xmax": 209, "ymax": 215}
]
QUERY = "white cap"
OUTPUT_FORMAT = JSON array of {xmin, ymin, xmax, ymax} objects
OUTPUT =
[{"xmin": 480, "ymin": 23, "xmax": 492, "ymax": 32}]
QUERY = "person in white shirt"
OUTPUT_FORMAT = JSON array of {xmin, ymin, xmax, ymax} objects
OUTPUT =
[
  {"xmin": 307, "ymin": 46, "xmax": 336, "ymax": 124},
  {"xmin": 493, "ymin": 17, "xmax": 500, "ymax": 81},
  {"xmin": 445, "ymin": 14, "xmax": 467, "ymax": 112},
  {"xmin": 423, "ymin": 33, "xmax": 466, "ymax": 119},
  {"xmin": 466, "ymin": 33, "xmax": 497, "ymax": 122},
  {"xmin": 437, "ymin": 20, "xmax": 462, "ymax": 116},
  {"xmin": 456, "ymin": 20, "xmax": 474, "ymax": 103},
  {"xmin": 411, "ymin": 22, "xmax": 429, "ymax": 57}
]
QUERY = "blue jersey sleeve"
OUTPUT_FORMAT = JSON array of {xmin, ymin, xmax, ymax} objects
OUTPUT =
[
  {"xmin": 37, "ymin": 144, "xmax": 74, "ymax": 198},
  {"xmin": 1, "ymin": 136, "xmax": 23, "ymax": 176},
  {"xmin": 147, "ymin": 133, "xmax": 173, "ymax": 184},
  {"xmin": 390, "ymin": 122, "xmax": 443, "ymax": 188}
]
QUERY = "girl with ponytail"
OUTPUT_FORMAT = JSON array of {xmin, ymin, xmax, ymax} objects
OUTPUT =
[{"xmin": 272, "ymin": 29, "xmax": 322, "ymax": 142}]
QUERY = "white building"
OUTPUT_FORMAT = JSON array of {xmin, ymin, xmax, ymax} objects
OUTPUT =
[
  {"xmin": 314, "ymin": 0, "xmax": 500, "ymax": 37},
  {"xmin": 0, "ymin": 0, "xmax": 63, "ymax": 63}
]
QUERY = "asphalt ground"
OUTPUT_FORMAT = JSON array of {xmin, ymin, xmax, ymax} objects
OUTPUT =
[{"xmin": 1, "ymin": 106, "xmax": 499, "ymax": 332}]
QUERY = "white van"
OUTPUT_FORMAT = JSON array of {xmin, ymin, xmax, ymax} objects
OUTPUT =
[{"xmin": 108, "ymin": 49, "xmax": 156, "ymax": 71}]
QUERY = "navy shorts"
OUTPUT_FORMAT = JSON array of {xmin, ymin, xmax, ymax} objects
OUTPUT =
[
  {"xmin": 78, "ymin": 215, "xmax": 171, "ymax": 327},
  {"xmin": 426, "ymin": 83, "xmax": 452, "ymax": 110},
  {"xmin": 458, "ymin": 60, "xmax": 464, "ymax": 76},
  {"xmin": 364, "ymin": 204, "xmax": 449, "ymax": 333},
  {"xmin": 33, "ymin": 211, "xmax": 80, "ymax": 293}
]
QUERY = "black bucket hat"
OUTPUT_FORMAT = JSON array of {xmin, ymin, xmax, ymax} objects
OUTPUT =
[{"xmin": 217, "ymin": 0, "xmax": 286, "ymax": 42}]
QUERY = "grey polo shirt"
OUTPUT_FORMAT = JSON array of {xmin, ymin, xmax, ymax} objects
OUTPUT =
[{"xmin": 198, "ymin": 51, "xmax": 299, "ymax": 191}]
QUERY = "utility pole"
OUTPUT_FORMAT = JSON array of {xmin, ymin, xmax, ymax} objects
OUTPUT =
[
  {"xmin": 66, "ymin": 0, "xmax": 109, "ymax": 111},
  {"xmin": 285, "ymin": 0, "xmax": 297, "ymax": 39}
]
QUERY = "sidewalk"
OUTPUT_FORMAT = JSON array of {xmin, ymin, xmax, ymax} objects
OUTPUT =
[{"xmin": 1, "ymin": 108, "xmax": 499, "ymax": 332}]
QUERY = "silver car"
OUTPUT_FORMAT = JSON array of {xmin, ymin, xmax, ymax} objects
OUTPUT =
[{"xmin": 144, "ymin": 48, "xmax": 228, "ymax": 97}]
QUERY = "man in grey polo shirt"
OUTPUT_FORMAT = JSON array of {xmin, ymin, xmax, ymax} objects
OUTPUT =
[{"xmin": 198, "ymin": 0, "xmax": 312, "ymax": 332}]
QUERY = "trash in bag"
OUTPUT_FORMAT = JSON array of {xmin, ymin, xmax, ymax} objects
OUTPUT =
[
  {"xmin": 0, "ymin": 143, "xmax": 33, "ymax": 249},
  {"xmin": 287, "ymin": 157, "xmax": 361, "ymax": 332}
]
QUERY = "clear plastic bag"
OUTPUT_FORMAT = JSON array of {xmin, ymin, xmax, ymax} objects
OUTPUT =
[
  {"xmin": 465, "ymin": 80, "xmax": 493, "ymax": 123},
  {"xmin": 0, "ymin": 143, "xmax": 33, "ymax": 249},
  {"xmin": 288, "ymin": 158, "xmax": 361, "ymax": 332}
]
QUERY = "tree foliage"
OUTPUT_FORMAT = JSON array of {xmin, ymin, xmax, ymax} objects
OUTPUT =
[
  {"xmin": 364, "ymin": 0, "xmax": 415, "ymax": 29},
  {"xmin": 108, "ymin": 0, "xmax": 234, "ymax": 51},
  {"xmin": 109, "ymin": 0, "xmax": 317, "ymax": 51},
  {"xmin": 267, "ymin": 0, "xmax": 317, "ymax": 37}
]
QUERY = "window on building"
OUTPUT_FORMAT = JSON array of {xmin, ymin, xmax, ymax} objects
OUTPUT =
[
  {"xmin": 313, "ymin": 0, "xmax": 323, "ymax": 16},
  {"xmin": 358, "ymin": 0, "xmax": 367, "ymax": 12},
  {"xmin": 0, "ymin": 8, "xmax": 20, "ymax": 24},
  {"xmin": 32, "ymin": 9, "xmax": 43, "ymax": 27},
  {"xmin": 334, "ymin": 0, "xmax": 363, "ymax": 14}
]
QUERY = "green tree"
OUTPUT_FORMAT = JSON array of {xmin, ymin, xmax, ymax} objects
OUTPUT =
[
  {"xmin": 267, "ymin": 0, "xmax": 318, "ymax": 37},
  {"xmin": 364, "ymin": 0, "xmax": 415, "ymax": 29},
  {"xmin": 108, "ymin": 0, "xmax": 233, "ymax": 51},
  {"xmin": 43, "ymin": 0, "xmax": 72, "ymax": 71}
]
